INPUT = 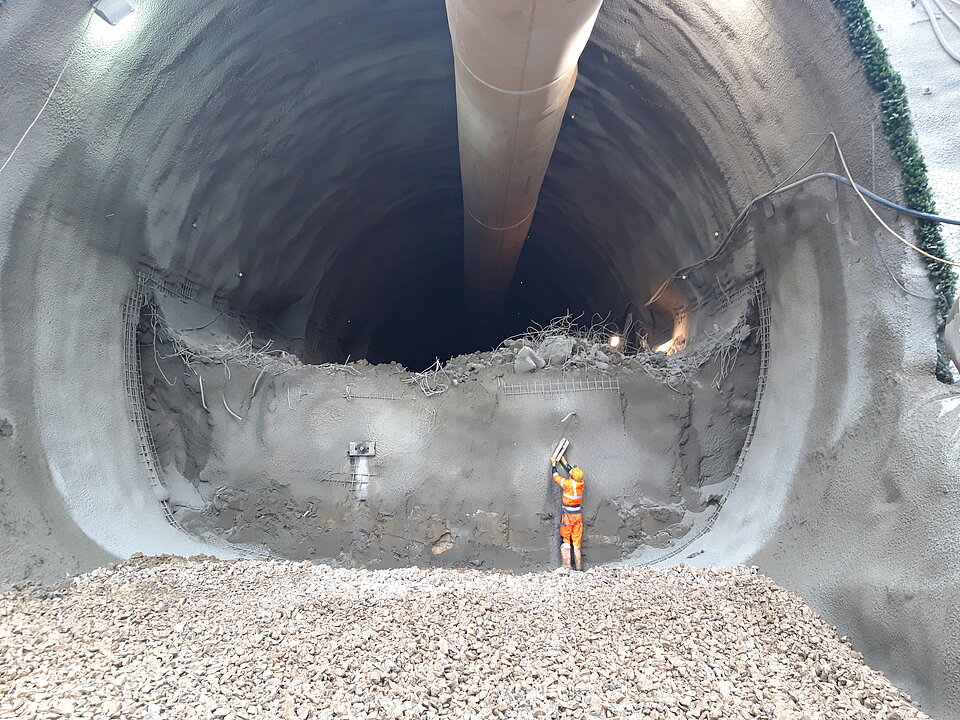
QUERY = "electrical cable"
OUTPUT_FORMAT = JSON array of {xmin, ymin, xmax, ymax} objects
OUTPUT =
[
  {"xmin": 919, "ymin": 0, "xmax": 960, "ymax": 63},
  {"xmin": 873, "ymin": 233, "xmax": 938, "ymax": 300},
  {"xmin": 645, "ymin": 136, "xmax": 841, "ymax": 307},
  {"xmin": 829, "ymin": 132, "xmax": 960, "ymax": 267},
  {"xmin": 0, "ymin": 11, "xmax": 94, "ymax": 177},
  {"xmin": 935, "ymin": 0, "xmax": 960, "ymax": 28},
  {"xmin": 790, "ymin": 173, "xmax": 960, "ymax": 226},
  {"xmin": 645, "ymin": 133, "xmax": 960, "ymax": 307},
  {"xmin": 178, "ymin": 314, "xmax": 224, "ymax": 333}
]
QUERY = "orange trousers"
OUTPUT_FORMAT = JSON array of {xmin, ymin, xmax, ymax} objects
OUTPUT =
[{"xmin": 560, "ymin": 513, "xmax": 583, "ymax": 547}]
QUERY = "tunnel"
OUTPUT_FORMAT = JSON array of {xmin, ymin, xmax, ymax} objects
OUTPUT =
[{"xmin": 1, "ymin": 0, "xmax": 959, "ymax": 716}]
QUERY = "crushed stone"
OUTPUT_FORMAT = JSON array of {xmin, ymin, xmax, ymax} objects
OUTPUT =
[{"xmin": 0, "ymin": 556, "xmax": 927, "ymax": 720}]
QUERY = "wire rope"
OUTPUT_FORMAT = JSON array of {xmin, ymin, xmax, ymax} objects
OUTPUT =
[{"xmin": 0, "ymin": 11, "xmax": 94, "ymax": 177}]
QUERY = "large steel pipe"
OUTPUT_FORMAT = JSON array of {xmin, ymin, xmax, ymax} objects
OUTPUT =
[{"xmin": 445, "ymin": 0, "xmax": 603, "ymax": 318}]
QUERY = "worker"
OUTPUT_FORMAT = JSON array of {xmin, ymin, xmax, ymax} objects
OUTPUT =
[{"xmin": 550, "ymin": 455, "xmax": 585, "ymax": 570}]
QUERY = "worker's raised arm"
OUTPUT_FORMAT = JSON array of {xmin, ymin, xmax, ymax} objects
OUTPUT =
[{"xmin": 551, "ymin": 458, "xmax": 565, "ymax": 486}]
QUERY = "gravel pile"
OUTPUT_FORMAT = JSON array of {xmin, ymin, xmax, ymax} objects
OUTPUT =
[{"xmin": 0, "ymin": 557, "xmax": 926, "ymax": 720}]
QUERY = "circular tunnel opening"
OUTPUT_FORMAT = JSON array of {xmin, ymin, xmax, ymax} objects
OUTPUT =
[
  {"xmin": 130, "ymin": 0, "xmax": 765, "ymax": 561},
  {"xmin": 125, "ymin": 0, "xmax": 856, "ymax": 577},
  {"xmin": 7, "ymin": 0, "xmax": 914, "ymax": 585}
]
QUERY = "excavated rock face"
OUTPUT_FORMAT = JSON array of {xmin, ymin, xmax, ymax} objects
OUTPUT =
[
  {"xmin": 1, "ymin": 0, "xmax": 959, "ymax": 716},
  {"xmin": 139, "ymin": 295, "xmax": 761, "ymax": 570}
]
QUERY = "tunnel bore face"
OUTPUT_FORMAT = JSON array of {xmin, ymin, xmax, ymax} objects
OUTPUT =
[
  {"xmin": 0, "ymin": 0, "xmax": 923, "ymax": 576},
  {"xmin": 5, "ymin": 1, "xmax": 960, "ymax": 715},
  {"xmin": 0, "ymin": 0, "xmax": 934, "ymax": 570},
  {"xmin": 99, "ymin": 0, "xmax": 816, "ymax": 571},
  {"xmin": 117, "ymin": 0, "xmax": 763, "ymax": 567}
]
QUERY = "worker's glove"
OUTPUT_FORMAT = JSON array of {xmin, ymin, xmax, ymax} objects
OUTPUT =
[{"xmin": 560, "ymin": 458, "xmax": 572, "ymax": 472}]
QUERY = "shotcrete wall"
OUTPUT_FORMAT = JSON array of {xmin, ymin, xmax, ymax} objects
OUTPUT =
[{"xmin": 0, "ymin": 0, "xmax": 958, "ymax": 716}]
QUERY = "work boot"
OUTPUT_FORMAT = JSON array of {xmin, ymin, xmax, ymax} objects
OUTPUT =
[
  {"xmin": 560, "ymin": 545, "xmax": 572, "ymax": 569},
  {"xmin": 573, "ymin": 546, "xmax": 582, "ymax": 571}
]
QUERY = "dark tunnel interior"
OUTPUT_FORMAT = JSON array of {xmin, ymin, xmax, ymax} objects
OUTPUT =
[{"xmin": 131, "ymin": 1, "xmax": 734, "ymax": 372}]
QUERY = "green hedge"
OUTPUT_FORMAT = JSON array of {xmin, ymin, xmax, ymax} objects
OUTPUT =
[{"xmin": 831, "ymin": 0, "xmax": 957, "ymax": 382}]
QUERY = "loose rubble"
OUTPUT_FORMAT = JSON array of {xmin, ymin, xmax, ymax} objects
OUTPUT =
[
  {"xmin": 0, "ymin": 557, "xmax": 926, "ymax": 720},
  {"xmin": 433, "ymin": 308, "xmax": 755, "ymax": 392}
]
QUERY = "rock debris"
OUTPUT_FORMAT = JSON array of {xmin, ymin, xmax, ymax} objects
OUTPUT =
[{"xmin": 0, "ymin": 557, "xmax": 926, "ymax": 720}]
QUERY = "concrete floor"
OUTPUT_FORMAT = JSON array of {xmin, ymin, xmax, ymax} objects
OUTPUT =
[{"xmin": 0, "ymin": 0, "xmax": 958, "ymax": 716}]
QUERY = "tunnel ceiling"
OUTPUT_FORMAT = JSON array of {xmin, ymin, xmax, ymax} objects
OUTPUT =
[{"xmin": 2, "ymin": 0, "xmax": 887, "ymax": 368}]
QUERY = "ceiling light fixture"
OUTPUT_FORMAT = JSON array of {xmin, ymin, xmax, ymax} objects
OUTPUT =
[{"xmin": 92, "ymin": 0, "xmax": 134, "ymax": 26}]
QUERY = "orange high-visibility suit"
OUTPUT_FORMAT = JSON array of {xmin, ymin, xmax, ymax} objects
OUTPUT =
[{"xmin": 553, "ymin": 470, "xmax": 584, "ymax": 547}]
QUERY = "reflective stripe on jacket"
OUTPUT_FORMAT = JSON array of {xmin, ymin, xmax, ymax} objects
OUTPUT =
[{"xmin": 553, "ymin": 472, "xmax": 584, "ymax": 506}]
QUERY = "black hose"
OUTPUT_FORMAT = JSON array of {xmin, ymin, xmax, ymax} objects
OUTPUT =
[
  {"xmin": 645, "ymin": 169, "xmax": 960, "ymax": 306},
  {"xmin": 814, "ymin": 173, "xmax": 960, "ymax": 226}
]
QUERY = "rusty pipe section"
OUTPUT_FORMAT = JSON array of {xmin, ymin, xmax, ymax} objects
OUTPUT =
[{"xmin": 445, "ymin": 0, "xmax": 603, "ymax": 318}]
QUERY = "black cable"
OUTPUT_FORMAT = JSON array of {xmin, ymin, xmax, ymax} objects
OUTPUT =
[
  {"xmin": 816, "ymin": 173, "xmax": 960, "ymax": 226},
  {"xmin": 646, "ymin": 169, "xmax": 960, "ymax": 306}
]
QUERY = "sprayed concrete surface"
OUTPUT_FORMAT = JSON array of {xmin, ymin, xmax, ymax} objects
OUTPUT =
[
  {"xmin": 140, "ymin": 293, "xmax": 759, "ymax": 570},
  {"xmin": 1, "ymin": 0, "xmax": 959, "ymax": 717},
  {"xmin": 0, "ymin": 556, "xmax": 931, "ymax": 720}
]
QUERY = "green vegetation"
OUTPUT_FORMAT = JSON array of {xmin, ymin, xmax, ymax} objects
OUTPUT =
[{"xmin": 831, "ymin": 0, "xmax": 957, "ymax": 381}]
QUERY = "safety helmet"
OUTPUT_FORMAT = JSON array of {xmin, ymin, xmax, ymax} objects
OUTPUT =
[{"xmin": 571, "ymin": 467, "xmax": 584, "ymax": 481}]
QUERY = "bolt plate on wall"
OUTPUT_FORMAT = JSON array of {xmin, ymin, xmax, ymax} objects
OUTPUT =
[{"xmin": 348, "ymin": 441, "xmax": 376, "ymax": 457}]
